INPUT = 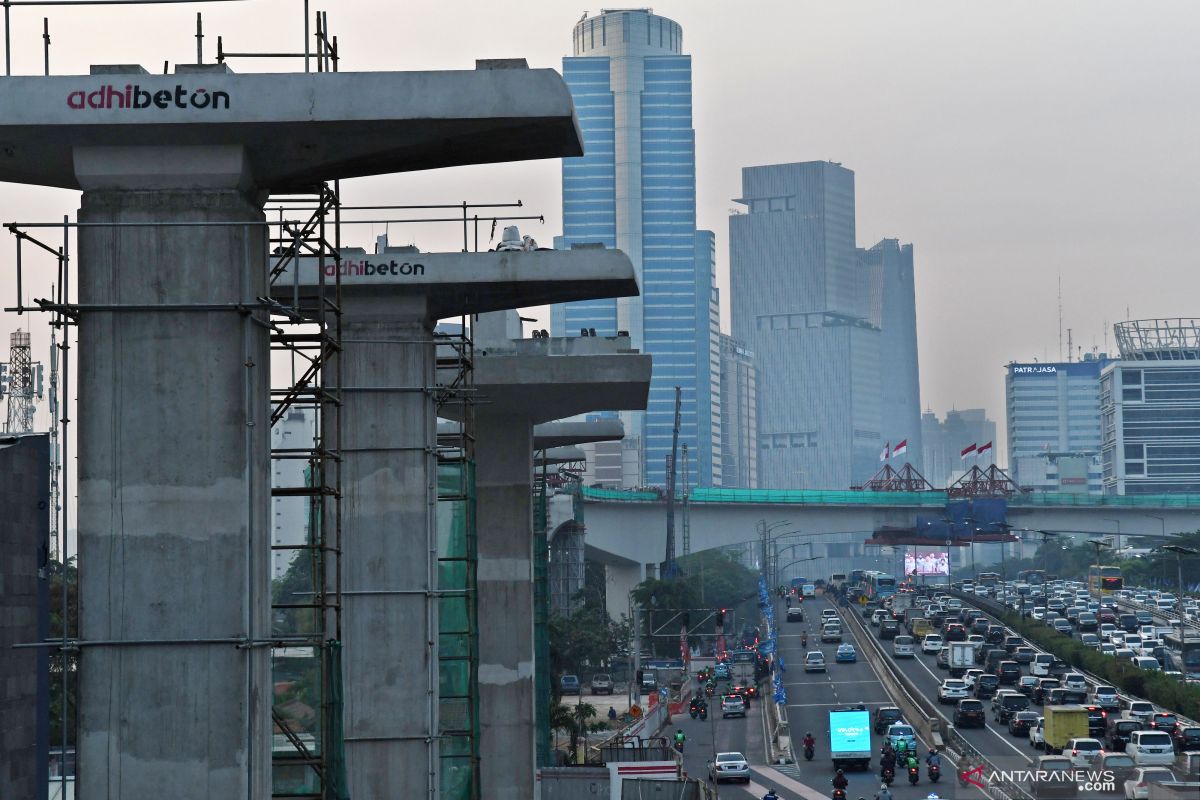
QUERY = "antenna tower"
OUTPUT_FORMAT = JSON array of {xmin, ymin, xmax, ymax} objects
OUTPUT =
[
  {"xmin": 1057, "ymin": 274, "xmax": 1063, "ymax": 361},
  {"xmin": 5, "ymin": 329, "xmax": 35, "ymax": 433},
  {"xmin": 49, "ymin": 326, "xmax": 60, "ymax": 559}
]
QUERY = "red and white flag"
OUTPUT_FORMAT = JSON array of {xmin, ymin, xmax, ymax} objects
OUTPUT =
[
  {"xmin": 960, "ymin": 443, "xmax": 977, "ymax": 461},
  {"xmin": 879, "ymin": 442, "xmax": 890, "ymax": 462},
  {"xmin": 893, "ymin": 439, "xmax": 908, "ymax": 458},
  {"xmin": 977, "ymin": 441, "xmax": 993, "ymax": 459}
]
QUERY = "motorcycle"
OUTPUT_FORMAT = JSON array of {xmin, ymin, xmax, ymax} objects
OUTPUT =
[
  {"xmin": 673, "ymin": 740, "xmax": 684, "ymax": 754},
  {"xmin": 831, "ymin": 789, "xmax": 847, "ymax": 800},
  {"xmin": 689, "ymin": 705, "xmax": 698, "ymax": 719},
  {"xmin": 698, "ymin": 706, "xmax": 707, "ymax": 721},
  {"xmin": 958, "ymin": 764, "xmax": 972, "ymax": 788},
  {"xmin": 908, "ymin": 766, "xmax": 920, "ymax": 785},
  {"xmin": 929, "ymin": 763, "xmax": 941, "ymax": 783},
  {"xmin": 803, "ymin": 744, "xmax": 814, "ymax": 761},
  {"xmin": 880, "ymin": 766, "xmax": 894, "ymax": 786}
]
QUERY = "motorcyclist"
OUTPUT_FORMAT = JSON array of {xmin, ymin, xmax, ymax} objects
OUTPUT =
[
  {"xmin": 875, "ymin": 785, "xmax": 894, "ymax": 800},
  {"xmin": 926, "ymin": 749, "xmax": 942, "ymax": 769},
  {"xmin": 802, "ymin": 732, "xmax": 816, "ymax": 751},
  {"xmin": 880, "ymin": 748, "xmax": 896, "ymax": 776},
  {"xmin": 673, "ymin": 729, "xmax": 685, "ymax": 749},
  {"xmin": 905, "ymin": 752, "xmax": 920, "ymax": 773},
  {"xmin": 762, "ymin": 790, "xmax": 780, "ymax": 800},
  {"xmin": 801, "ymin": 632, "xmax": 808, "ymax": 647},
  {"xmin": 895, "ymin": 738, "xmax": 908, "ymax": 756},
  {"xmin": 832, "ymin": 769, "xmax": 849, "ymax": 791}
]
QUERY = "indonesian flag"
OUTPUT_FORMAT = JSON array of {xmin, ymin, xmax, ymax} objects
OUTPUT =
[
  {"xmin": 880, "ymin": 442, "xmax": 890, "ymax": 462},
  {"xmin": 960, "ymin": 443, "xmax": 977, "ymax": 461},
  {"xmin": 977, "ymin": 441, "xmax": 993, "ymax": 459},
  {"xmin": 893, "ymin": 439, "xmax": 908, "ymax": 458}
]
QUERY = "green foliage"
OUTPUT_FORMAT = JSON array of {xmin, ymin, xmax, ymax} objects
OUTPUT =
[{"xmin": 995, "ymin": 605, "xmax": 1200, "ymax": 720}]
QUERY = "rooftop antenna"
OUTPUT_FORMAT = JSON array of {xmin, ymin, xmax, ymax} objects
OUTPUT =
[
  {"xmin": 1057, "ymin": 272, "xmax": 1063, "ymax": 361},
  {"xmin": 1067, "ymin": 327, "xmax": 1073, "ymax": 363}
]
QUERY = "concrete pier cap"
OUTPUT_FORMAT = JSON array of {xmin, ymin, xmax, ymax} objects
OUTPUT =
[{"xmin": 0, "ymin": 60, "xmax": 584, "ymax": 191}]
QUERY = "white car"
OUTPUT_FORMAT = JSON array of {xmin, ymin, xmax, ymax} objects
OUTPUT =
[
  {"xmin": 962, "ymin": 669, "xmax": 984, "ymax": 688},
  {"xmin": 1029, "ymin": 717, "xmax": 1046, "ymax": 749},
  {"xmin": 1127, "ymin": 701, "xmax": 1155, "ymax": 725},
  {"xmin": 804, "ymin": 651, "xmax": 826, "ymax": 672},
  {"xmin": 721, "ymin": 694, "xmax": 746, "ymax": 719},
  {"xmin": 1123, "ymin": 766, "xmax": 1176, "ymax": 800},
  {"xmin": 1065, "ymin": 737, "xmax": 1104, "ymax": 767},
  {"xmin": 922, "ymin": 634, "xmax": 944, "ymax": 654},
  {"xmin": 1133, "ymin": 656, "xmax": 1160, "ymax": 672},
  {"xmin": 708, "ymin": 751, "xmax": 750, "ymax": 784},
  {"xmin": 821, "ymin": 609, "xmax": 839, "ymax": 622},
  {"xmin": 1092, "ymin": 686, "xmax": 1120, "ymax": 709},
  {"xmin": 1127, "ymin": 731, "xmax": 1175, "ymax": 767},
  {"xmin": 892, "ymin": 635, "xmax": 916, "ymax": 658},
  {"xmin": 938, "ymin": 679, "xmax": 970, "ymax": 704},
  {"xmin": 1062, "ymin": 674, "xmax": 1087, "ymax": 692}
]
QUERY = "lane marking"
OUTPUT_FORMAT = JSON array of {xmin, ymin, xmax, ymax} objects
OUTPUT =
[{"xmin": 747, "ymin": 766, "xmax": 828, "ymax": 800}]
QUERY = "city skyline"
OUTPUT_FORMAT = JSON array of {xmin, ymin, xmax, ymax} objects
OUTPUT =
[{"xmin": 2, "ymin": 1, "xmax": 1199, "ymax": 465}]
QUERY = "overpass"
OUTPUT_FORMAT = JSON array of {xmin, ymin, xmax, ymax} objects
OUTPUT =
[{"xmin": 573, "ymin": 486, "xmax": 1200, "ymax": 618}]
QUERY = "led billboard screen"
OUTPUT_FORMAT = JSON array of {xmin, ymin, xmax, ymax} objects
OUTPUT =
[
  {"xmin": 904, "ymin": 550, "xmax": 949, "ymax": 576},
  {"xmin": 828, "ymin": 710, "xmax": 871, "ymax": 753}
]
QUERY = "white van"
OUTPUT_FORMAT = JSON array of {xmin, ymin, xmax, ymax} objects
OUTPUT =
[
  {"xmin": 1031, "ymin": 654, "xmax": 1054, "ymax": 677},
  {"xmin": 802, "ymin": 584, "xmax": 816, "ymax": 598},
  {"xmin": 892, "ymin": 635, "xmax": 916, "ymax": 658}
]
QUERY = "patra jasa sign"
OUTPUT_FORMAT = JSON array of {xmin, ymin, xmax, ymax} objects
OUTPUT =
[{"xmin": 67, "ymin": 84, "xmax": 231, "ymax": 111}]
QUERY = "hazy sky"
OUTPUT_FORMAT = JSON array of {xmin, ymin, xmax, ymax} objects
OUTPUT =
[{"xmin": 2, "ymin": 0, "xmax": 1199, "ymax": 462}]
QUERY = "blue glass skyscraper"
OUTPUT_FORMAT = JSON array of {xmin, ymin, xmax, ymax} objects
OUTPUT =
[{"xmin": 553, "ymin": 9, "xmax": 720, "ymax": 487}]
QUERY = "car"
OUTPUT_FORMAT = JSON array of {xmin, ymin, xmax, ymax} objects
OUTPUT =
[
  {"xmin": 1100, "ymin": 643, "xmax": 1117, "ymax": 657},
  {"xmin": 591, "ymin": 673, "xmax": 613, "ymax": 695},
  {"xmin": 963, "ymin": 668, "xmax": 985, "ymax": 688},
  {"xmin": 892, "ymin": 635, "xmax": 915, "ymax": 658},
  {"xmin": 1079, "ymin": 633, "xmax": 1100, "ymax": 649},
  {"xmin": 938, "ymin": 679, "xmax": 970, "ymax": 704},
  {"xmin": 873, "ymin": 706, "xmax": 904, "ymax": 734},
  {"xmin": 1174, "ymin": 725, "xmax": 1200, "ymax": 753},
  {"xmin": 836, "ymin": 643, "xmax": 857, "ymax": 663},
  {"xmin": 1009, "ymin": 710, "xmax": 1039, "ymax": 737},
  {"xmin": 1135, "ymin": 611, "xmax": 1154, "ymax": 625},
  {"xmin": 994, "ymin": 690, "xmax": 1031, "ymax": 723},
  {"xmin": 1127, "ymin": 731, "xmax": 1176, "ymax": 766},
  {"xmin": 879, "ymin": 619, "xmax": 900, "ymax": 639},
  {"xmin": 786, "ymin": 606, "xmax": 805, "ymax": 622},
  {"xmin": 996, "ymin": 660, "xmax": 1021, "ymax": 685},
  {"xmin": 1016, "ymin": 675, "xmax": 1040, "ymax": 696},
  {"xmin": 1126, "ymin": 701, "xmax": 1155, "ymax": 725},
  {"xmin": 944, "ymin": 622, "xmax": 966, "ymax": 641},
  {"xmin": 1062, "ymin": 674, "xmax": 1087, "ymax": 692},
  {"xmin": 1053, "ymin": 619, "xmax": 1073, "ymax": 635},
  {"xmin": 1077, "ymin": 613, "xmax": 1098, "ymax": 632},
  {"xmin": 559, "ymin": 674, "xmax": 581, "ymax": 696},
  {"xmin": 721, "ymin": 694, "xmax": 746, "ymax": 719},
  {"xmin": 936, "ymin": 646, "xmax": 952, "ymax": 670},
  {"xmin": 713, "ymin": 662, "xmax": 731, "ymax": 680},
  {"xmin": 955, "ymin": 699, "xmax": 986, "ymax": 728},
  {"xmin": 1108, "ymin": 717, "xmax": 1144, "ymax": 752},
  {"xmin": 1123, "ymin": 766, "xmax": 1175, "ymax": 799},
  {"xmin": 1133, "ymin": 656, "xmax": 1160, "ymax": 672},
  {"xmin": 1065, "ymin": 737, "xmax": 1104, "ymax": 768},
  {"xmin": 871, "ymin": 609, "xmax": 887, "ymax": 626},
  {"xmin": 1032, "ymin": 755, "xmax": 1077, "ymax": 799},
  {"xmin": 974, "ymin": 674, "xmax": 1000, "ymax": 699},
  {"xmin": 1147, "ymin": 712, "xmax": 1178, "ymax": 735},
  {"xmin": 1098, "ymin": 752, "xmax": 1136, "ymax": 784},
  {"xmin": 821, "ymin": 608, "xmax": 839, "ymax": 622},
  {"xmin": 803, "ymin": 651, "xmax": 826, "ymax": 672},
  {"xmin": 885, "ymin": 723, "xmax": 917, "ymax": 753},
  {"xmin": 708, "ymin": 751, "xmax": 750, "ymax": 784},
  {"xmin": 821, "ymin": 624, "xmax": 843, "ymax": 643},
  {"xmin": 1030, "ymin": 716, "xmax": 1047, "ymax": 749},
  {"xmin": 922, "ymin": 634, "xmax": 944, "ymax": 654},
  {"xmin": 1003, "ymin": 635, "xmax": 1024, "ymax": 653},
  {"xmin": 1083, "ymin": 705, "xmax": 1109, "ymax": 736},
  {"xmin": 1013, "ymin": 646, "xmax": 1036, "ymax": 664},
  {"xmin": 1031, "ymin": 654, "xmax": 1055, "ymax": 677},
  {"xmin": 1033, "ymin": 679, "xmax": 1061, "ymax": 705}
]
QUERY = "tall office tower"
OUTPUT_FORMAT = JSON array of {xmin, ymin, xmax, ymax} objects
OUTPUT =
[
  {"xmin": 1102, "ymin": 319, "xmax": 1200, "ymax": 494},
  {"xmin": 920, "ymin": 408, "xmax": 998, "ymax": 488},
  {"xmin": 730, "ymin": 161, "xmax": 881, "ymax": 489},
  {"xmin": 719, "ymin": 334, "xmax": 758, "ymax": 488},
  {"xmin": 1006, "ymin": 356, "xmax": 1111, "ymax": 494},
  {"xmin": 859, "ymin": 239, "xmax": 922, "ymax": 469},
  {"xmin": 553, "ymin": 9, "xmax": 721, "ymax": 488}
]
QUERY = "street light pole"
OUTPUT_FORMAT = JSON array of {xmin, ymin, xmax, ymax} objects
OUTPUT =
[{"xmin": 1160, "ymin": 544, "xmax": 1197, "ymax": 644}]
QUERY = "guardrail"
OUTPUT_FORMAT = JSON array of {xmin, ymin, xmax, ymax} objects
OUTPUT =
[
  {"xmin": 1117, "ymin": 596, "xmax": 1200, "ymax": 636},
  {"xmin": 838, "ymin": 601, "xmax": 1036, "ymax": 800}
]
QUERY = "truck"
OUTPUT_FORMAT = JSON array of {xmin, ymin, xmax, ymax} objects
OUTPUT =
[
  {"xmin": 891, "ymin": 593, "xmax": 914, "ymax": 617},
  {"xmin": 1042, "ymin": 705, "xmax": 1089, "ymax": 754},
  {"xmin": 828, "ymin": 706, "xmax": 872, "ymax": 771},
  {"xmin": 729, "ymin": 649, "xmax": 756, "ymax": 687},
  {"xmin": 948, "ymin": 642, "xmax": 975, "ymax": 677}
]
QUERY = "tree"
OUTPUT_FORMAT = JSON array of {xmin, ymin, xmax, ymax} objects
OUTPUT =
[{"xmin": 550, "ymin": 700, "xmax": 607, "ymax": 763}]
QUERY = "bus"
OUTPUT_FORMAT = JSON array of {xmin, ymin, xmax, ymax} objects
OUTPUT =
[
  {"xmin": 1087, "ymin": 565, "xmax": 1123, "ymax": 596},
  {"xmin": 864, "ymin": 571, "xmax": 897, "ymax": 599},
  {"xmin": 977, "ymin": 572, "xmax": 1001, "ymax": 591},
  {"xmin": 1162, "ymin": 632, "xmax": 1200, "ymax": 680},
  {"xmin": 1016, "ymin": 569, "xmax": 1046, "ymax": 586}
]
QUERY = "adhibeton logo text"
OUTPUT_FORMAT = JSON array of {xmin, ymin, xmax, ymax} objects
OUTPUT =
[{"xmin": 67, "ymin": 84, "xmax": 230, "ymax": 110}]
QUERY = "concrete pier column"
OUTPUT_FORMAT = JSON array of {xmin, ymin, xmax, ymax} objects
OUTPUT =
[
  {"xmin": 333, "ymin": 295, "xmax": 440, "ymax": 798},
  {"xmin": 475, "ymin": 408, "xmax": 536, "ymax": 800},
  {"xmin": 75, "ymin": 146, "xmax": 271, "ymax": 799}
]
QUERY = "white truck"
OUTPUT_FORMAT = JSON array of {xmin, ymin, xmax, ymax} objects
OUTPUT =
[{"xmin": 948, "ymin": 642, "xmax": 975, "ymax": 677}]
